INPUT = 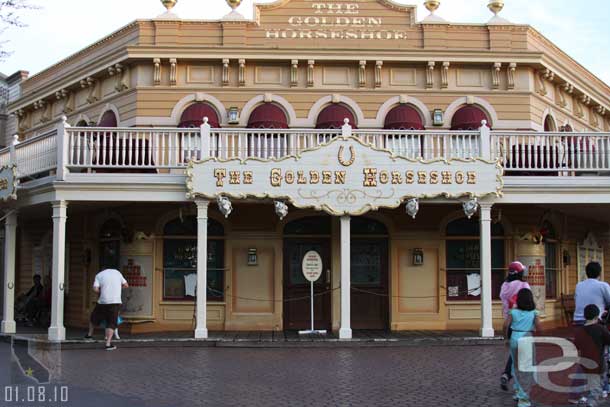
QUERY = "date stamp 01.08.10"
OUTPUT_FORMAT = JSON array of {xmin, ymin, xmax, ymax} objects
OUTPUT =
[{"xmin": 4, "ymin": 385, "xmax": 69, "ymax": 405}]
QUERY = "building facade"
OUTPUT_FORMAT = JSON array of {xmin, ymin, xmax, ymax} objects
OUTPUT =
[{"xmin": 1, "ymin": 0, "xmax": 610, "ymax": 341}]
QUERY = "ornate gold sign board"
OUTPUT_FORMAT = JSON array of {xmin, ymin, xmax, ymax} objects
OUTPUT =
[
  {"xmin": 187, "ymin": 137, "xmax": 503, "ymax": 216},
  {"xmin": 0, "ymin": 165, "xmax": 17, "ymax": 202}
]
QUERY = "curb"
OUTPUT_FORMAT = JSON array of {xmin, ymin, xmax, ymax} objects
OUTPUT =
[{"xmin": 1, "ymin": 334, "xmax": 504, "ymax": 350}]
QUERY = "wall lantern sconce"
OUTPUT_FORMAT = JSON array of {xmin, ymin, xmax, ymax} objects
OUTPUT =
[
  {"xmin": 562, "ymin": 250, "xmax": 571, "ymax": 266},
  {"xmin": 228, "ymin": 107, "xmax": 240, "ymax": 124},
  {"xmin": 412, "ymin": 248, "xmax": 424, "ymax": 266},
  {"xmin": 432, "ymin": 109, "xmax": 444, "ymax": 126},
  {"xmin": 248, "ymin": 248, "xmax": 258, "ymax": 266}
]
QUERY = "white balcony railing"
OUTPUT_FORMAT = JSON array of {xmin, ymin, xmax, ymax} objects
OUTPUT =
[
  {"xmin": 4, "ymin": 117, "xmax": 610, "ymax": 183},
  {"xmin": 492, "ymin": 131, "xmax": 610, "ymax": 173}
]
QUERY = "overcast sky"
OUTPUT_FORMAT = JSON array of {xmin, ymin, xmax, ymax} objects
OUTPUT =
[{"xmin": 1, "ymin": 0, "xmax": 608, "ymax": 85}]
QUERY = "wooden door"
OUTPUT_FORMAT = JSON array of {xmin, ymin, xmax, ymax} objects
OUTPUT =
[
  {"xmin": 351, "ymin": 239, "xmax": 389, "ymax": 330},
  {"xmin": 283, "ymin": 239, "xmax": 331, "ymax": 331}
]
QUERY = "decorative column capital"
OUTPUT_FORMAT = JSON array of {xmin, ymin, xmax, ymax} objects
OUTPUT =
[{"xmin": 195, "ymin": 199, "xmax": 210, "ymax": 215}]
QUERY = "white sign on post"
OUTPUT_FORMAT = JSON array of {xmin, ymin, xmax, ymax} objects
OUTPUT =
[
  {"xmin": 299, "ymin": 250, "xmax": 326, "ymax": 335},
  {"xmin": 302, "ymin": 250, "xmax": 323, "ymax": 282}
]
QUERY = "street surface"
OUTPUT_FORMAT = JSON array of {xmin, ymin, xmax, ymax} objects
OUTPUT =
[{"xmin": 0, "ymin": 341, "xmax": 599, "ymax": 407}]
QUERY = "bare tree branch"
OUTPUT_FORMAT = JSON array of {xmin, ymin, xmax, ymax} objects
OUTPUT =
[{"xmin": 0, "ymin": 0, "xmax": 40, "ymax": 60}]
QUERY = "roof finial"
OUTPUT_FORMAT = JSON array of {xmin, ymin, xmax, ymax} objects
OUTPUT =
[
  {"xmin": 161, "ymin": 0, "xmax": 177, "ymax": 12},
  {"xmin": 226, "ymin": 0, "xmax": 242, "ymax": 10},
  {"xmin": 488, "ymin": 0, "xmax": 504, "ymax": 16},
  {"xmin": 422, "ymin": 1, "xmax": 447, "ymax": 24},
  {"xmin": 487, "ymin": 1, "xmax": 511, "ymax": 25},
  {"xmin": 424, "ymin": 0, "xmax": 440, "ymax": 14}
]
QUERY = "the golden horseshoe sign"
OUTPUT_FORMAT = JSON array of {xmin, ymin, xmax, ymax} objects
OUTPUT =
[{"xmin": 338, "ymin": 145, "xmax": 355, "ymax": 167}]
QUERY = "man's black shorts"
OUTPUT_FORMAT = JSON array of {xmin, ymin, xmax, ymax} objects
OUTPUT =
[{"xmin": 90, "ymin": 303, "xmax": 121, "ymax": 329}]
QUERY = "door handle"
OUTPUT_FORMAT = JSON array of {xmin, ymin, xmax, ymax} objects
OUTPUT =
[{"xmin": 326, "ymin": 269, "xmax": 331, "ymax": 284}]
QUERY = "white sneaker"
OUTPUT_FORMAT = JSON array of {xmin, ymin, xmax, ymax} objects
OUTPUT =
[{"xmin": 602, "ymin": 390, "xmax": 608, "ymax": 399}]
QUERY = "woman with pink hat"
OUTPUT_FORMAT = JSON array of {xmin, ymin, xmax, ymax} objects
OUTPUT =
[{"xmin": 499, "ymin": 261, "xmax": 530, "ymax": 392}]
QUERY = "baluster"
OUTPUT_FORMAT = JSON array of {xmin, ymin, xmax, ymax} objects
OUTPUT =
[{"xmin": 74, "ymin": 131, "xmax": 80, "ymax": 166}]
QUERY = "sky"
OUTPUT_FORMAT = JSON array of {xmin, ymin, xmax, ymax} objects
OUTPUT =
[{"xmin": 0, "ymin": 0, "xmax": 609, "ymax": 85}]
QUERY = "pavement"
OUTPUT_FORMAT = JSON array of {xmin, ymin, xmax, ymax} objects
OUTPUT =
[{"xmin": 0, "ymin": 336, "xmax": 604, "ymax": 407}]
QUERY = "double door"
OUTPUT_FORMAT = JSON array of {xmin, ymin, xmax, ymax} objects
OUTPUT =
[{"xmin": 283, "ymin": 239, "xmax": 331, "ymax": 331}]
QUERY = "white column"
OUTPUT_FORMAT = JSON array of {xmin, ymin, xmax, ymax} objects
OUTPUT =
[
  {"xmin": 339, "ymin": 215, "xmax": 352, "ymax": 339},
  {"xmin": 1, "ymin": 210, "xmax": 17, "ymax": 334},
  {"xmin": 195, "ymin": 200, "xmax": 209, "ymax": 339},
  {"xmin": 479, "ymin": 203, "xmax": 494, "ymax": 338},
  {"xmin": 48, "ymin": 201, "xmax": 68, "ymax": 342}
]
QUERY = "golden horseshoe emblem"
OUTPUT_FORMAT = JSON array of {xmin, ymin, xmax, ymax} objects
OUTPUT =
[{"xmin": 338, "ymin": 145, "xmax": 355, "ymax": 167}]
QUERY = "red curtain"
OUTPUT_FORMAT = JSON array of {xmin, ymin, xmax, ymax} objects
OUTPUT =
[
  {"xmin": 179, "ymin": 103, "xmax": 220, "ymax": 128},
  {"xmin": 316, "ymin": 104, "xmax": 357, "ymax": 129},
  {"xmin": 451, "ymin": 106, "xmax": 489, "ymax": 130},
  {"xmin": 384, "ymin": 105, "xmax": 424, "ymax": 130},
  {"xmin": 247, "ymin": 103, "xmax": 289, "ymax": 128}
]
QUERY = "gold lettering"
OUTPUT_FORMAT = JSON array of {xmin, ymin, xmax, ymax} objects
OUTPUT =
[
  {"xmin": 429, "ymin": 171, "xmax": 439, "ymax": 184},
  {"xmin": 379, "ymin": 170, "xmax": 389, "ymax": 184},
  {"xmin": 391, "ymin": 171, "xmax": 402, "ymax": 184},
  {"xmin": 334, "ymin": 171, "xmax": 346, "ymax": 184},
  {"xmin": 214, "ymin": 169, "xmax": 226, "ymax": 187},
  {"xmin": 405, "ymin": 171, "xmax": 414, "ymax": 184},
  {"xmin": 243, "ymin": 171, "xmax": 253, "ymax": 185},
  {"xmin": 285, "ymin": 171, "xmax": 294, "ymax": 184},
  {"xmin": 322, "ymin": 171, "xmax": 332, "ymax": 184},
  {"xmin": 310, "ymin": 171, "xmax": 320, "ymax": 184},
  {"xmin": 229, "ymin": 171, "xmax": 241, "ymax": 185},
  {"xmin": 363, "ymin": 168, "xmax": 377, "ymax": 187},
  {"xmin": 467, "ymin": 172, "xmax": 477, "ymax": 184},
  {"xmin": 455, "ymin": 171, "xmax": 465, "ymax": 184},
  {"xmin": 441, "ymin": 171, "xmax": 452, "ymax": 185},
  {"xmin": 418, "ymin": 171, "xmax": 427, "ymax": 184},
  {"xmin": 270, "ymin": 168, "xmax": 282, "ymax": 187},
  {"xmin": 297, "ymin": 171, "xmax": 307, "ymax": 184}
]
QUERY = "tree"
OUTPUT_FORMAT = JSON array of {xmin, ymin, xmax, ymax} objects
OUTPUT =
[{"xmin": 0, "ymin": 0, "xmax": 39, "ymax": 60}]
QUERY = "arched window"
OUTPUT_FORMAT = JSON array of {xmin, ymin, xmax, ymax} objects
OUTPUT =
[
  {"xmin": 445, "ymin": 216, "xmax": 505, "ymax": 301},
  {"xmin": 76, "ymin": 120, "xmax": 89, "ymax": 127},
  {"xmin": 316, "ymin": 104, "xmax": 357, "ymax": 129},
  {"xmin": 451, "ymin": 105, "xmax": 490, "ymax": 130},
  {"xmin": 541, "ymin": 220, "xmax": 559, "ymax": 299},
  {"xmin": 247, "ymin": 103, "xmax": 289, "ymax": 129},
  {"xmin": 384, "ymin": 105, "xmax": 425, "ymax": 130},
  {"xmin": 99, "ymin": 219, "xmax": 122, "ymax": 270},
  {"xmin": 179, "ymin": 103, "xmax": 220, "ymax": 128},
  {"xmin": 163, "ymin": 216, "xmax": 225, "ymax": 301},
  {"xmin": 544, "ymin": 115, "xmax": 557, "ymax": 132},
  {"xmin": 98, "ymin": 110, "xmax": 118, "ymax": 127},
  {"xmin": 559, "ymin": 124, "xmax": 573, "ymax": 132}
]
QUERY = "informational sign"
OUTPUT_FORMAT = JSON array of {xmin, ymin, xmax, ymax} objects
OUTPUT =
[
  {"xmin": 302, "ymin": 250, "xmax": 323, "ymax": 282},
  {"xmin": 120, "ymin": 256, "xmax": 153, "ymax": 318},
  {"xmin": 0, "ymin": 165, "xmax": 17, "ymax": 201},
  {"xmin": 578, "ymin": 232, "xmax": 604, "ymax": 282},
  {"xmin": 187, "ymin": 136, "xmax": 503, "ymax": 216}
]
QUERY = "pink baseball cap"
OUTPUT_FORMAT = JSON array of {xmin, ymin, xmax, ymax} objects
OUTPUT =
[{"xmin": 508, "ymin": 261, "xmax": 526, "ymax": 274}]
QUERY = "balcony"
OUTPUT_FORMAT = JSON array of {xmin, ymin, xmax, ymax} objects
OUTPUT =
[{"xmin": 3, "ymin": 119, "xmax": 610, "ymax": 184}]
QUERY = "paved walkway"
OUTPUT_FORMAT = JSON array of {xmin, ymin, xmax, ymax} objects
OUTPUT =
[{"xmin": 1, "ymin": 340, "xmax": 600, "ymax": 407}]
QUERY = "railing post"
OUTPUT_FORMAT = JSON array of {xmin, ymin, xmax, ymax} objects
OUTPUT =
[
  {"xmin": 9, "ymin": 134, "xmax": 18, "ymax": 166},
  {"xmin": 341, "ymin": 118, "xmax": 352, "ymax": 138},
  {"xmin": 479, "ymin": 120, "xmax": 491, "ymax": 160},
  {"xmin": 56, "ymin": 115, "xmax": 70, "ymax": 181},
  {"xmin": 200, "ymin": 116, "xmax": 211, "ymax": 160}
]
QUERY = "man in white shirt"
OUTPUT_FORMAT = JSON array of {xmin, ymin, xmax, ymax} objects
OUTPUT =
[
  {"xmin": 85, "ymin": 268, "xmax": 128, "ymax": 350},
  {"xmin": 574, "ymin": 262, "xmax": 610, "ymax": 324}
]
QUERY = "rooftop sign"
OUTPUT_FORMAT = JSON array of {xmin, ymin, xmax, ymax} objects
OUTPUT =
[
  {"xmin": 258, "ymin": 0, "xmax": 415, "ymax": 42},
  {"xmin": 187, "ymin": 137, "xmax": 503, "ymax": 216}
]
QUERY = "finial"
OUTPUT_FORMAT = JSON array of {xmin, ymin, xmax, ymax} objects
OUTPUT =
[
  {"xmin": 344, "ymin": 118, "xmax": 350, "ymax": 125},
  {"xmin": 161, "ymin": 0, "xmax": 177, "ymax": 11},
  {"xmin": 203, "ymin": 116, "xmax": 209, "ymax": 124},
  {"xmin": 226, "ymin": 0, "xmax": 242, "ymax": 10},
  {"xmin": 12, "ymin": 134, "xmax": 19, "ymax": 145},
  {"xmin": 424, "ymin": 0, "xmax": 440, "ymax": 14},
  {"xmin": 488, "ymin": 1, "xmax": 504, "ymax": 16}
]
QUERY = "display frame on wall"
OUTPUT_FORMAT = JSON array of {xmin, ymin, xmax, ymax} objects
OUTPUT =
[
  {"xmin": 120, "ymin": 240, "xmax": 155, "ymax": 320},
  {"xmin": 577, "ymin": 232, "xmax": 604, "ymax": 282}
]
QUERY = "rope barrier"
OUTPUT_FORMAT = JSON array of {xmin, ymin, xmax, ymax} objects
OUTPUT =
[{"xmin": 206, "ymin": 284, "xmax": 484, "ymax": 303}]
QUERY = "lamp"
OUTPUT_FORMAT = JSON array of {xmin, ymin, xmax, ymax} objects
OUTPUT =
[
  {"xmin": 412, "ymin": 248, "xmax": 424, "ymax": 266},
  {"xmin": 248, "ymin": 248, "xmax": 257, "ymax": 266},
  {"xmin": 228, "ymin": 107, "xmax": 240, "ymax": 124},
  {"xmin": 433, "ymin": 109, "xmax": 444, "ymax": 126}
]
